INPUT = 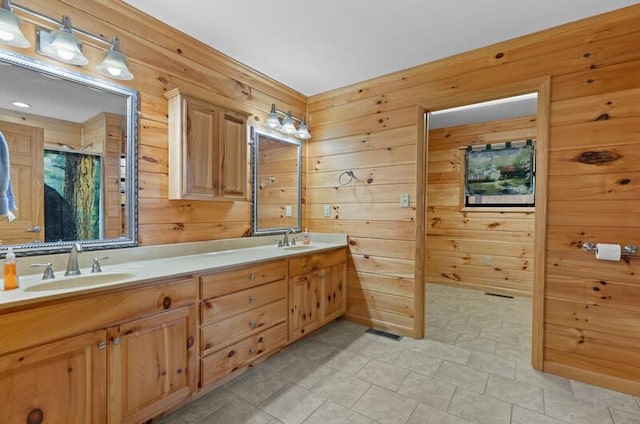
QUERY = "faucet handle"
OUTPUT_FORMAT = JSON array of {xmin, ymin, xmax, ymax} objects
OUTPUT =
[
  {"xmin": 91, "ymin": 257, "xmax": 110, "ymax": 273},
  {"xmin": 291, "ymin": 237, "xmax": 297, "ymax": 246},
  {"xmin": 30, "ymin": 263, "xmax": 55, "ymax": 280}
]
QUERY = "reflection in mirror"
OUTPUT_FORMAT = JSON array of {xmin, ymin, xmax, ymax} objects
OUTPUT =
[
  {"xmin": 252, "ymin": 128, "xmax": 301, "ymax": 235},
  {"xmin": 0, "ymin": 49, "xmax": 138, "ymax": 255}
]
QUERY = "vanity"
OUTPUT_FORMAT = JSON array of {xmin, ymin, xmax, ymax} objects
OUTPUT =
[{"xmin": 0, "ymin": 236, "xmax": 347, "ymax": 424}]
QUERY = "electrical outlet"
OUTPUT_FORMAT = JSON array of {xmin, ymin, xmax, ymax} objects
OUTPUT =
[
  {"xmin": 484, "ymin": 256, "xmax": 492, "ymax": 266},
  {"xmin": 285, "ymin": 205, "xmax": 292, "ymax": 216},
  {"xmin": 400, "ymin": 193, "xmax": 410, "ymax": 208},
  {"xmin": 323, "ymin": 204, "xmax": 331, "ymax": 218}
]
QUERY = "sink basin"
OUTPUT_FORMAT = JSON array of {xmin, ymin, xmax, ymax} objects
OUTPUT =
[
  {"xmin": 282, "ymin": 245, "xmax": 315, "ymax": 251},
  {"xmin": 23, "ymin": 272, "xmax": 135, "ymax": 292}
]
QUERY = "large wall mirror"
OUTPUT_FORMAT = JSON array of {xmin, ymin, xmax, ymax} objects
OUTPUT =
[
  {"xmin": 252, "ymin": 128, "xmax": 301, "ymax": 235},
  {"xmin": 0, "ymin": 49, "xmax": 138, "ymax": 255}
]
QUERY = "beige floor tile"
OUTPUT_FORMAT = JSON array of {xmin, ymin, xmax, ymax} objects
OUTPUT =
[
  {"xmin": 544, "ymin": 390, "xmax": 614, "ymax": 424},
  {"xmin": 570, "ymin": 380, "xmax": 640, "ymax": 415},
  {"xmin": 303, "ymin": 401, "xmax": 373, "ymax": 424},
  {"xmin": 227, "ymin": 369, "xmax": 289, "ymax": 406},
  {"xmin": 515, "ymin": 366, "xmax": 572, "ymax": 395},
  {"xmin": 447, "ymin": 388, "xmax": 512, "ymax": 424},
  {"xmin": 611, "ymin": 408, "xmax": 640, "ymax": 424},
  {"xmin": 352, "ymin": 385, "xmax": 418, "ymax": 424},
  {"xmin": 511, "ymin": 406, "xmax": 569, "ymax": 424},
  {"xmin": 397, "ymin": 372, "xmax": 457, "ymax": 411},
  {"xmin": 311, "ymin": 371, "xmax": 371, "ymax": 408},
  {"xmin": 493, "ymin": 342, "xmax": 531, "ymax": 367},
  {"xmin": 407, "ymin": 403, "xmax": 474, "ymax": 424},
  {"xmin": 276, "ymin": 356, "xmax": 335, "ymax": 388},
  {"xmin": 425, "ymin": 314, "xmax": 453, "ymax": 329},
  {"xmin": 356, "ymin": 359, "xmax": 411, "ymax": 391},
  {"xmin": 485, "ymin": 373, "xmax": 544, "ymax": 413},
  {"xmin": 466, "ymin": 351, "xmax": 516, "ymax": 379},
  {"xmin": 157, "ymin": 415, "xmax": 186, "ymax": 424},
  {"xmin": 358, "ymin": 339, "xmax": 405, "ymax": 362},
  {"xmin": 259, "ymin": 383, "xmax": 325, "ymax": 424},
  {"xmin": 195, "ymin": 394, "xmax": 274, "ymax": 424},
  {"xmin": 393, "ymin": 349, "xmax": 443, "ymax": 377},
  {"xmin": 425, "ymin": 327, "xmax": 459, "ymax": 344},
  {"xmin": 405, "ymin": 339, "xmax": 471, "ymax": 365},
  {"xmin": 453, "ymin": 334, "xmax": 497, "ymax": 354},
  {"xmin": 177, "ymin": 389, "xmax": 236, "ymax": 423},
  {"xmin": 323, "ymin": 349, "xmax": 371, "ymax": 375},
  {"xmin": 435, "ymin": 361, "xmax": 488, "ymax": 393},
  {"xmin": 292, "ymin": 340, "xmax": 339, "ymax": 362}
]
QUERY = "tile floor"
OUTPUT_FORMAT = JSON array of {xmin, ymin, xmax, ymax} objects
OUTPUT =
[{"xmin": 159, "ymin": 283, "xmax": 640, "ymax": 424}]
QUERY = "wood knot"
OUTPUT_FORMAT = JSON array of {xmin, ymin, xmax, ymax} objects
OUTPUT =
[
  {"xmin": 494, "ymin": 52, "xmax": 504, "ymax": 59},
  {"xmin": 187, "ymin": 336, "xmax": 195, "ymax": 349},
  {"xmin": 227, "ymin": 350, "xmax": 235, "ymax": 358},
  {"xmin": 619, "ymin": 179, "xmax": 631, "ymax": 185},
  {"xmin": 595, "ymin": 113, "xmax": 609, "ymax": 121},
  {"xmin": 575, "ymin": 151, "xmax": 620, "ymax": 165},
  {"xmin": 349, "ymin": 240, "xmax": 357, "ymax": 246},
  {"xmin": 162, "ymin": 296, "xmax": 172, "ymax": 309},
  {"xmin": 27, "ymin": 408, "xmax": 44, "ymax": 424}
]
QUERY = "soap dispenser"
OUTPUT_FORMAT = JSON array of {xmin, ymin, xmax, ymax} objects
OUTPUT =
[{"xmin": 3, "ymin": 247, "xmax": 19, "ymax": 290}]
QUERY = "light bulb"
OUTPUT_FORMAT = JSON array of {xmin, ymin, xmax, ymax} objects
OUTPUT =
[
  {"xmin": 57, "ymin": 47, "xmax": 74, "ymax": 61},
  {"xmin": 107, "ymin": 66, "xmax": 122, "ymax": 77},
  {"xmin": 0, "ymin": 29, "xmax": 14, "ymax": 41}
]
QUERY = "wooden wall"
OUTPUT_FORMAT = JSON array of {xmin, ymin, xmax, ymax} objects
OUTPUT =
[
  {"xmin": 308, "ymin": 5, "xmax": 640, "ymax": 394},
  {"xmin": 6, "ymin": 0, "xmax": 307, "ymax": 246},
  {"xmin": 426, "ymin": 116, "xmax": 536, "ymax": 296}
]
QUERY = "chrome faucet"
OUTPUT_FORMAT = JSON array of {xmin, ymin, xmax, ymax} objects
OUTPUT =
[
  {"xmin": 282, "ymin": 229, "xmax": 297, "ymax": 247},
  {"xmin": 65, "ymin": 242, "xmax": 83, "ymax": 276}
]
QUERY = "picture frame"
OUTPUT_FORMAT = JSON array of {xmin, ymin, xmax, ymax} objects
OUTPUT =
[{"xmin": 462, "ymin": 140, "xmax": 535, "ymax": 209}]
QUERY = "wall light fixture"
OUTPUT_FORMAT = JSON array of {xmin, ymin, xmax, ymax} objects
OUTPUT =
[
  {"xmin": 265, "ymin": 104, "xmax": 311, "ymax": 139},
  {"xmin": 0, "ymin": 0, "xmax": 134, "ymax": 80}
]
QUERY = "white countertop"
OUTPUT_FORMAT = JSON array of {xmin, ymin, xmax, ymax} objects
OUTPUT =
[{"xmin": 0, "ymin": 233, "xmax": 347, "ymax": 310}]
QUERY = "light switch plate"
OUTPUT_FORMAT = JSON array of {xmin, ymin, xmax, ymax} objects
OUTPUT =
[
  {"xmin": 323, "ymin": 204, "xmax": 331, "ymax": 218},
  {"xmin": 285, "ymin": 205, "xmax": 292, "ymax": 217},
  {"xmin": 400, "ymin": 193, "xmax": 410, "ymax": 207}
]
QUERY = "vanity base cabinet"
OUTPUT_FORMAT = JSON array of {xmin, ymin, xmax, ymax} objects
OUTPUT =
[
  {"xmin": 0, "ymin": 277, "xmax": 198, "ymax": 424},
  {"xmin": 0, "ymin": 329, "xmax": 107, "ymax": 424},
  {"xmin": 199, "ymin": 260, "xmax": 288, "ymax": 390},
  {"xmin": 288, "ymin": 248, "xmax": 348, "ymax": 343},
  {"xmin": 107, "ymin": 305, "xmax": 197, "ymax": 424}
]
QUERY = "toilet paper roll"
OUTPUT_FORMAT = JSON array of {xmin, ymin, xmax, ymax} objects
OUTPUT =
[{"xmin": 595, "ymin": 243, "xmax": 621, "ymax": 261}]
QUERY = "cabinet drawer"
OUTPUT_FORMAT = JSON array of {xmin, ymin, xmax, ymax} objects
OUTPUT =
[
  {"xmin": 201, "ymin": 299, "xmax": 286, "ymax": 356},
  {"xmin": 0, "ymin": 277, "xmax": 197, "ymax": 356},
  {"xmin": 289, "ymin": 248, "xmax": 347, "ymax": 277},
  {"xmin": 201, "ymin": 279, "xmax": 286, "ymax": 325},
  {"xmin": 201, "ymin": 260, "xmax": 286, "ymax": 299},
  {"xmin": 200, "ymin": 322, "xmax": 287, "ymax": 388}
]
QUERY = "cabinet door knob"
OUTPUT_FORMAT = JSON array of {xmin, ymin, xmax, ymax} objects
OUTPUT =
[
  {"xmin": 97, "ymin": 341, "xmax": 106, "ymax": 350},
  {"xmin": 249, "ymin": 296, "xmax": 256, "ymax": 303},
  {"xmin": 248, "ymin": 347, "xmax": 256, "ymax": 354},
  {"xmin": 112, "ymin": 337, "xmax": 121, "ymax": 346},
  {"xmin": 249, "ymin": 273, "xmax": 256, "ymax": 280},
  {"xmin": 249, "ymin": 321, "xmax": 257, "ymax": 328}
]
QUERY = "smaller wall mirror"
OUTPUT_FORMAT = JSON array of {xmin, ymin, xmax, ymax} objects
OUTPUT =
[{"xmin": 252, "ymin": 128, "xmax": 301, "ymax": 235}]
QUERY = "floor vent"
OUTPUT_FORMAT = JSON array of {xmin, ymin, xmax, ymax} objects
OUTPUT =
[
  {"xmin": 366, "ymin": 328, "xmax": 403, "ymax": 341},
  {"xmin": 485, "ymin": 292, "xmax": 514, "ymax": 299}
]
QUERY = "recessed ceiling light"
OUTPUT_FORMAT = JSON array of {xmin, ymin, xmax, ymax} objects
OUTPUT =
[{"xmin": 11, "ymin": 101, "xmax": 31, "ymax": 108}]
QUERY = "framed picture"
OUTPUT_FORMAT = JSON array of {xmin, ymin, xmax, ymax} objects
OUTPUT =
[
  {"xmin": 43, "ymin": 149, "xmax": 102, "ymax": 242},
  {"xmin": 462, "ymin": 140, "xmax": 535, "ymax": 208}
]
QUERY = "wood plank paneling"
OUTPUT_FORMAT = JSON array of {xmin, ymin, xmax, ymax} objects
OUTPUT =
[{"xmin": 308, "ymin": 4, "xmax": 640, "ymax": 393}]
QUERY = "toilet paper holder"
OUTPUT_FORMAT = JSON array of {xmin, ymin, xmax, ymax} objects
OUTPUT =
[{"xmin": 582, "ymin": 243, "xmax": 638, "ymax": 255}]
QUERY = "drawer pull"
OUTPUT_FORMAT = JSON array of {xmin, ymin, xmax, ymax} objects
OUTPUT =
[
  {"xmin": 112, "ymin": 337, "xmax": 121, "ymax": 346},
  {"xmin": 97, "ymin": 341, "xmax": 106, "ymax": 350},
  {"xmin": 249, "ymin": 321, "xmax": 257, "ymax": 328},
  {"xmin": 249, "ymin": 347, "xmax": 256, "ymax": 354},
  {"xmin": 249, "ymin": 296, "xmax": 256, "ymax": 303},
  {"xmin": 249, "ymin": 273, "xmax": 256, "ymax": 280}
]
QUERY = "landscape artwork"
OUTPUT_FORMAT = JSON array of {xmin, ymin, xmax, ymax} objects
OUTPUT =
[{"xmin": 464, "ymin": 141, "xmax": 535, "ymax": 206}]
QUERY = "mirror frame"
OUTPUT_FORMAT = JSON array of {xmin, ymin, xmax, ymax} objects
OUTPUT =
[
  {"xmin": 0, "ymin": 48, "xmax": 139, "ymax": 255},
  {"xmin": 251, "ymin": 127, "xmax": 302, "ymax": 235}
]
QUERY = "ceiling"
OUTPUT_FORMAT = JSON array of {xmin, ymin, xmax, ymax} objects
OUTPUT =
[{"xmin": 123, "ymin": 0, "xmax": 637, "ymax": 96}]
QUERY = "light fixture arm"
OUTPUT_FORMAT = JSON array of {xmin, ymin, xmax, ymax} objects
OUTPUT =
[
  {"xmin": 270, "ymin": 105, "xmax": 306, "ymax": 124},
  {"xmin": 11, "ymin": 1, "xmax": 114, "ymax": 47}
]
